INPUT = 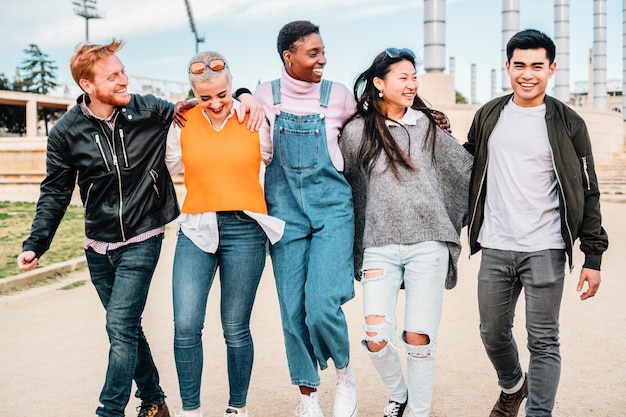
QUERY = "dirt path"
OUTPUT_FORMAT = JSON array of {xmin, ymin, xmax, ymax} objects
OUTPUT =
[{"xmin": 1, "ymin": 201, "xmax": 624, "ymax": 417}]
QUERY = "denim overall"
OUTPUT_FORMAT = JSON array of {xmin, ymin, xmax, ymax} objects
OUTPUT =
[{"xmin": 265, "ymin": 79, "xmax": 355, "ymax": 387}]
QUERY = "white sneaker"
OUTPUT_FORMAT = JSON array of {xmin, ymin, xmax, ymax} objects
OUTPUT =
[
  {"xmin": 295, "ymin": 391, "xmax": 325, "ymax": 417},
  {"xmin": 224, "ymin": 407, "xmax": 248, "ymax": 417},
  {"xmin": 334, "ymin": 364, "xmax": 357, "ymax": 417},
  {"xmin": 175, "ymin": 409, "xmax": 202, "ymax": 417}
]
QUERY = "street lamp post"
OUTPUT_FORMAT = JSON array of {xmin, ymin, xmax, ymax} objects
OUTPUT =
[
  {"xmin": 73, "ymin": 0, "xmax": 103, "ymax": 42},
  {"xmin": 184, "ymin": 0, "xmax": 205, "ymax": 53}
]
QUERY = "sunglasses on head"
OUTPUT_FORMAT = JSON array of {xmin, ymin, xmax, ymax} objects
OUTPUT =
[
  {"xmin": 380, "ymin": 47, "xmax": 416, "ymax": 63},
  {"xmin": 188, "ymin": 59, "xmax": 227, "ymax": 74}
]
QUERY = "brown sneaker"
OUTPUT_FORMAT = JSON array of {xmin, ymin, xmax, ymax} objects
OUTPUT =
[
  {"xmin": 489, "ymin": 377, "xmax": 528, "ymax": 417},
  {"xmin": 137, "ymin": 401, "xmax": 170, "ymax": 417}
]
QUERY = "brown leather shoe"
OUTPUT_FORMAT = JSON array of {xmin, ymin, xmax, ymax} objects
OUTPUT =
[
  {"xmin": 137, "ymin": 401, "xmax": 170, "ymax": 417},
  {"xmin": 489, "ymin": 377, "xmax": 528, "ymax": 417}
]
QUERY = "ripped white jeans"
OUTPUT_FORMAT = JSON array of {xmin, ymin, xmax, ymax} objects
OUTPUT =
[{"xmin": 361, "ymin": 241, "xmax": 448, "ymax": 417}]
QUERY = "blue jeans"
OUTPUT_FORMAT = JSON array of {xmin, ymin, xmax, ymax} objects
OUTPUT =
[
  {"xmin": 270, "ymin": 215, "xmax": 355, "ymax": 387},
  {"xmin": 85, "ymin": 235, "xmax": 165, "ymax": 417},
  {"xmin": 264, "ymin": 79, "xmax": 355, "ymax": 388},
  {"xmin": 361, "ymin": 241, "xmax": 448, "ymax": 417},
  {"xmin": 478, "ymin": 248, "xmax": 565, "ymax": 417},
  {"xmin": 173, "ymin": 212, "xmax": 267, "ymax": 410}
]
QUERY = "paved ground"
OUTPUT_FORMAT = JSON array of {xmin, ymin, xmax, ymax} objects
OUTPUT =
[{"xmin": 1, "ymin": 200, "xmax": 625, "ymax": 417}]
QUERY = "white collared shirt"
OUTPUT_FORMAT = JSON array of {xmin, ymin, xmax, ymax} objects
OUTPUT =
[{"xmin": 384, "ymin": 107, "xmax": 422, "ymax": 127}]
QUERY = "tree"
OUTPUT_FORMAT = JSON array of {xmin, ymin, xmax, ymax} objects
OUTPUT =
[
  {"xmin": 0, "ymin": 73, "xmax": 10, "ymax": 91},
  {"xmin": 19, "ymin": 44, "xmax": 58, "ymax": 95},
  {"xmin": 455, "ymin": 90, "xmax": 468, "ymax": 104},
  {"xmin": 18, "ymin": 44, "xmax": 63, "ymax": 135}
]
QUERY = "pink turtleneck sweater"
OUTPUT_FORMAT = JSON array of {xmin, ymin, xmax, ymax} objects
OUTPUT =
[{"xmin": 254, "ymin": 67, "xmax": 357, "ymax": 171}]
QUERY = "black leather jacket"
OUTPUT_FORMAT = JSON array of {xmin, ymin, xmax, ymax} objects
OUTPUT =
[
  {"xmin": 22, "ymin": 93, "xmax": 180, "ymax": 258},
  {"xmin": 464, "ymin": 94, "xmax": 608, "ymax": 271}
]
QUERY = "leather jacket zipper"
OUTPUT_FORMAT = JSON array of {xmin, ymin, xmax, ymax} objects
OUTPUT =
[
  {"xmin": 97, "ymin": 115, "xmax": 127, "ymax": 241},
  {"xmin": 84, "ymin": 183, "xmax": 94, "ymax": 211},
  {"xmin": 119, "ymin": 129, "xmax": 129, "ymax": 168},
  {"xmin": 94, "ymin": 134, "xmax": 111, "ymax": 171},
  {"xmin": 149, "ymin": 169, "xmax": 161, "ymax": 198}
]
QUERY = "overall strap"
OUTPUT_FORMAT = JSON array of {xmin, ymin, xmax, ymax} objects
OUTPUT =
[
  {"xmin": 271, "ymin": 79, "xmax": 281, "ymax": 105},
  {"xmin": 319, "ymin": 79, "xmax": 332, "ymax": 108}
]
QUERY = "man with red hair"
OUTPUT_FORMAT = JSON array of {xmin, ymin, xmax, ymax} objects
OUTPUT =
[{"xmin": 17, "ymin": 39, "xmax": 177, "ymax": 417}]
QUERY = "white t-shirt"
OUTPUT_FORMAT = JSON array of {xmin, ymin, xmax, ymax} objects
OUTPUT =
[{"xmin": 478, "ymin": 98, "xmax": 565, "ymax": 251}]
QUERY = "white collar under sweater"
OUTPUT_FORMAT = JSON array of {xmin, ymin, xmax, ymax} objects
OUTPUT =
[{"xmin": 385, "ymin": 107, "xmax": 422, "ymax": 127}]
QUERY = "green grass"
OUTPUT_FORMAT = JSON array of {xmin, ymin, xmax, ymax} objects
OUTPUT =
[
  {"xmin": 0, "ymin": 201, "xmax": 85, "ymax": 279},
  {"xmin": 59, "ymin": 280, "xmax": 87, "ymax": 290}
]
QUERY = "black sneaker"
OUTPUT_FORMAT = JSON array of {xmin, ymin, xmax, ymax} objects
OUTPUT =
[
  {"xmin": 137, "ymin": 401, "xmax": 170, "ymax": 417},
  {"xmin": 224, "ymin": 407, "xmax": 247, "ymax": 417},
  {"xmin": 383, "ymin": 399, "xmax": 407, "ymax": 417},
  {"xmin": 489, "ymin": 377, "xmax": 528, "ymax": 417}
]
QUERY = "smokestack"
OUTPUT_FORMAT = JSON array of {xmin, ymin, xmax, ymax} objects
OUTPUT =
[
  {"xmin": 424, "ymin": 0, "xmax": 446, "ymax": 73},
  {"xmin": 554, "ymin": 0, "xmax": 570, "ymax": 102},
  {"xmin": 419, "ymin": 0, "xmax": 454, "ymax": 107},
  {"xmin": 491, "ymin": 69, "xmax": 497, "ymax": 99},
  {"xmin": 501, "ymin": 0, "xmax": 520, "ymax": 91},
  {"xmin": 471, "ymin": 63, "xmax": 477, "ymax": 104},
  {"xmin": 593, "ymin": 0, "xmax": 607, "ymax": 110}
]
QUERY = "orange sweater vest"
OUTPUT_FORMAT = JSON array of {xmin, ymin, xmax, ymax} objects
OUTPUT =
[{"xmin": 180, "ymin": 107, "xmax": 267, "ymax": 214}]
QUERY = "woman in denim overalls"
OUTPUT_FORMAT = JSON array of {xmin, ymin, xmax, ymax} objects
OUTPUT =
[{"xmin": 254, "ymin": 21, "xmax": 357, "ymax": 417}]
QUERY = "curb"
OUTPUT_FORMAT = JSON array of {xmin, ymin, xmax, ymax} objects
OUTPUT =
[{"xmin": 0, "ymin": 256, "xmax": 88, "ymax": 293}]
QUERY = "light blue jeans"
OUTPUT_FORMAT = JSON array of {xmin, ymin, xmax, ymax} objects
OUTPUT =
[
  {"xmin": 361, "ymin": 241, "xmax": 448, "ymax": 417},
  {"xmin": 172, "ymin": 212, "xmax": 267, "ymax": 410},
  {"xmin": 478, "ymin": 248, "xmax": 565, "ymax": 417}
]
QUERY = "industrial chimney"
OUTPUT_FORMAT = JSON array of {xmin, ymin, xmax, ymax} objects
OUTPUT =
[
  {"xmin": 419, "ymin": 0, "xmax": 455, "ymax": 107},
  {"xmin": 593, "ymin": 0, "xmax": 608, "ymax": 110},
  {"xmin": 501, "ymin": 0, "xmax": 519, "ymax": 91},
  {"xmin": 424, "ymin": 0, "xmax": 446, "ymax": 73},
  {"xmin": 554, "ymin": 0, "xmax": 570, "ymax": 102}
]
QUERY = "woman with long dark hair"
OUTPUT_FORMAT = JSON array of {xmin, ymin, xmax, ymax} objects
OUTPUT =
[{"xmin": 340, "ymin": 48, "xmax": 472, "ymax": 417}]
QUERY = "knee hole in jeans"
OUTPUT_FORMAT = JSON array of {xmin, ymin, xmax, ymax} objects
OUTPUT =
[
  {"xmin": 364, "ymin": 315, "xmax": 389, "ymax": 352},
  {"xmin": 362, "ymin": 268, "xmax": 385, "ymax": 281},
  {"xmin": 403, "ymin": 331, "xmax": 431, "ymax": 359}
]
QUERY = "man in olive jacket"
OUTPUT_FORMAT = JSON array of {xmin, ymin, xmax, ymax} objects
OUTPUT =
[{"xmin": 464, "ymin": 29, "xmax": 608, "ymax": 417}]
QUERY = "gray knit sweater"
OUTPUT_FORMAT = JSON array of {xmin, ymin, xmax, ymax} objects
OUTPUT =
[{"xmin": 340, "ymin": 111, "xmax": 473, "ymax": 289}]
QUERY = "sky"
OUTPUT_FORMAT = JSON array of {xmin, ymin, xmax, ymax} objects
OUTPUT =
[{"xmin": 0, "ymin": 0, "xmax": 623, "ymax": 105}]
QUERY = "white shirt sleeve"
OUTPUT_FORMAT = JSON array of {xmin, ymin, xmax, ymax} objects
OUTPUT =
[
  {"xmin": 260, "ymin": 118, "xmax": 273, "ymax": 166},
  {"xmin": 165, "ymin": 124, "xmax": 184, "ymax": 176}
]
